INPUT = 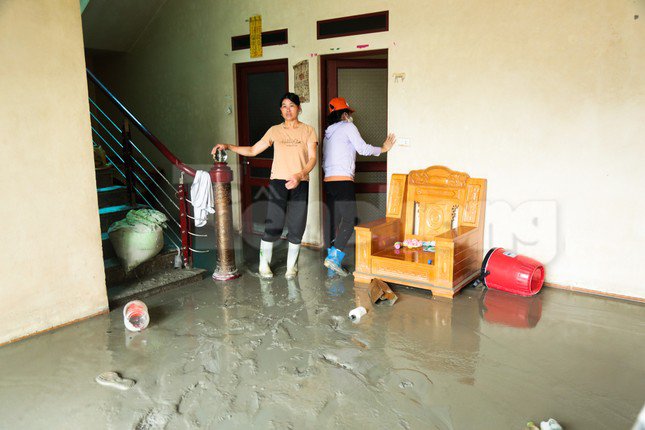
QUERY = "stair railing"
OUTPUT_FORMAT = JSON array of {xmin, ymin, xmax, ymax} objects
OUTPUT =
[{"xmin": 87, "ymin": 68, "xmax": 208, "ymax": 267}]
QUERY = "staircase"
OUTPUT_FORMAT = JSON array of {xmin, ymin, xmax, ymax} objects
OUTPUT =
[
  {"xmin": 96, "ymin": 164, "xmax": 206, "ymax": 308},
  {"xmin": 89, "ymin": 70, "xmax": 209, "ymax": 309}
]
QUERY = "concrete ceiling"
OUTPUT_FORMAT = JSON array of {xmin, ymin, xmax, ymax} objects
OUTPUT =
[{"xmin": 82, "ymin": 0, "xmax": 167, "ymax": 52}]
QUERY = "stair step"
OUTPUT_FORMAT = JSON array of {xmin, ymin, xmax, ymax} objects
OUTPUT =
[
  {"xmin": 105, "ymin": 249, "xmax": 177, "ymax": 286},
  {"xmin": 99, "ymin": 204, "xmax": 132, "ymax": 215},
  {"xmin": 95, "ymin": 165, "xmax": 115, "ymax": 188},
  {"xmin": 108, "ymin": 267, "xmax": 207, "ymax": 309},
  {"xmin": 97, "ymin": 185, "xmax": 129, "ymax": 208}
]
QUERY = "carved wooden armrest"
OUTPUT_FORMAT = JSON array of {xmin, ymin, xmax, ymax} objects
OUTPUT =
[
  {"xmin": 355, "ymin": 217, "xmax": 401, "ymax": 254},
  {"xmin": 355, "ymin": 217, "xmax": 399, "ymax": 231},
  {"xmin": 355, "ymin": 218, "xmax": 401, "ymax": 274},
  {"xmin": 433, "ymin": 226, "xmax": 480, "ymax": 288}
]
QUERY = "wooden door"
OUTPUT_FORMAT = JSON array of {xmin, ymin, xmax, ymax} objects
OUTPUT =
[
  {"xmin": 321, "ymin": 52, "xmax": 388, "ymax": 232},
  {"xmin": 235, "ymin": 59, "xmax": 288, "ymax": 235}
]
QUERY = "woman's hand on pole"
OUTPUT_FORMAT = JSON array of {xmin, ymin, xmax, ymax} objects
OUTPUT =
[
  {"xmin": 382, "ymin": 133, "xmax": 396, "ymax": 153},
  {"xmin": 211, "ymin": 144, "xmax": 230, "ymax": 155},
  {"xmin": 285, "ymin": 172, "xmax": 303, "ymax": 190}
]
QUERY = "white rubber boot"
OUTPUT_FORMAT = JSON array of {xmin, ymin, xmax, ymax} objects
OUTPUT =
[
  {"xmin": 258, "ymin": 240, "xmax": 273, "ymax": 278},
  {"xmin": 285, "ymin": 242, "xmax": 300, "ymax": 279}
]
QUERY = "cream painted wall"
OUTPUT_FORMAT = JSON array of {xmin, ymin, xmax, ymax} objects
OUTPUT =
[
  {"xmin": 0, "ymin": 0, "xmax": 108, "ymax": 344},
  {"xmin": 89, "ymin": 0, "xmax": 645, "ymax": 298}
]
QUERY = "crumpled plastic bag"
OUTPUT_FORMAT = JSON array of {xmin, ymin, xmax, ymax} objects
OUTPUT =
[
  {"xmin": 94, "ymin": 145, "xmax": 108, "ymax": 168},
  {"xmin": 108, "ymin": 209, "xmax": 168, "ymax": 272}
]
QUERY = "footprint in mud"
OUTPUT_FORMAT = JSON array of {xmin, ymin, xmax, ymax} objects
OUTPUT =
[
  {"xmin": 328, "ymin": 316, "xmax": 343, "ymax": 332},
  {"xmin": 399, "ymin": 380, "xmax": 414, "ymax": 389},
  {"xmin": 319, "ymin": 352, "xmax": 367, "ymax": 385},
  {"xmin": 135, "ymin": 407, "xmax": 175, "ymax": 430},
  {"xmin": 177, "ymin": 381, "xmax": 208, "ymax": 414},
  {"xmin": 270, "ymin": 318, "xmax": 296, "ymax": 349}
]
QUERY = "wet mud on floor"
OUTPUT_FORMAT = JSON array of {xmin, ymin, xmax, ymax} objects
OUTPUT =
[{"xmin": 0, "ymin": 247, "xmax": 644, "ymax": 429}]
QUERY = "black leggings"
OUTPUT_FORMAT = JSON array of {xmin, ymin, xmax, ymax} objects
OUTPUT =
[
  {"xmin": 262, "ymin": 179, "xmax": 309, "ymax": 244},
  {"xmin": 324, "ymin": 181, "xmax": 357, "ymax": 252}
]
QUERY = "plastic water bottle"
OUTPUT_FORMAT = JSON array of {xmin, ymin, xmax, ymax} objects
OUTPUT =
[
  {"xmin": 123, "ymin": 300, "xmax": 149, "ymax": 331},
  {"xmin": 173, "ymin": 246, "xmax": 183, "ymax": 269}
]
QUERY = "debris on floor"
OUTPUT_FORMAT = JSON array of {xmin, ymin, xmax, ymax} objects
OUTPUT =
[
  {"xmin": 123, "ymin": 300, "xmax": 150, "ymax": 332},
  {"xmin": 368, "ymin": 278, "xmax": 398, "ymax": 305},
  {"xmin": 527, "ymin": 418, "xmax": 563, "ymax": 429},
  {"xmin": 540, "ymin": 418, "xmax": 563, "ymax": 430},
  {"xmin": 95, "ymin": 371, "xmax": 136, "ymax": 390},
  {"xmin": 173, "ymin": 246, "xmax": 183, "ymax": 269},
  {"xmin": 348, "ymin": 306, "xmax": 367, "ymax": 322}
]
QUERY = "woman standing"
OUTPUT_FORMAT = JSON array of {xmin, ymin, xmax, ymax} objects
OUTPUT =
[
  {"xmin": 212, "ymin": 92, "xmax": 317, "ymax": 279},
  {"xmin": 322, "ymin": 97, "xmax": 395, "ymax": 275}
]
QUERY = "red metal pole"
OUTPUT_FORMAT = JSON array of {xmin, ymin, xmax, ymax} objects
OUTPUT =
[{"xmin": 178, "ymin": 179, "xmax": 191, "ymax": 268}]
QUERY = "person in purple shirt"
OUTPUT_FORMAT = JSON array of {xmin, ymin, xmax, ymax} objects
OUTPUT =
[{"xmin": 322, "ymin": 97, "xmax": 396, "ymax": 276}]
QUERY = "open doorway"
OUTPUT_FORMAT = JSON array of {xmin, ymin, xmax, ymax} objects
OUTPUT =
[
  {"xmin": 235, "ymin": 59, "xmax": 289, "ymax": 236},
  {"xmin": 319, "ymin": 50, "xmax": 388, "ymax": 247}
]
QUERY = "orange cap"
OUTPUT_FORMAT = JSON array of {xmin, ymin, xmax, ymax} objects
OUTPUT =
[{"xmin": 328, "ymin": 97, "xmax": 355, "ymax": 113}]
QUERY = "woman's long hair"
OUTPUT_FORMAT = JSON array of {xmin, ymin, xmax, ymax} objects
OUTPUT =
[{"xmin": 326, "ymin": 109, "xmax": 350, "ymax": 126}]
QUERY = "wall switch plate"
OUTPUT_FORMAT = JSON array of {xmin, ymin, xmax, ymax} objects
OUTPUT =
[{"xmin": 397, "ymin": 137, "xmax": 410, "ymax": 147}]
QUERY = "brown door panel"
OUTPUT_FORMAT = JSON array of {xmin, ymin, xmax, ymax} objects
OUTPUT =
[{"xmin": 235, "ymin": 59, "xmax": 288, "ymax": 234}]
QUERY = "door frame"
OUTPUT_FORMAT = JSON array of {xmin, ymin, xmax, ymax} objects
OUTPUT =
[
  {"xmin": 319, "ymin": 50, "xmax": 389, "ymax": 244},
  {"xmin": 319, "ymin": 50, "xmax": 389, "ymax": 193},
  {"xmin": 319, "ymin": 49, "xmax": 388, "ymax": 140},
  {"xmin": 235, "ymin": 58, "xmax": 289, "ymax": 235}
]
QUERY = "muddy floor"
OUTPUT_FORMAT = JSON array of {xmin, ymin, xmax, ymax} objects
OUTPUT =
[{"xmin": 1, "ymin": 246, "xmax": 644, "ymax": 429}]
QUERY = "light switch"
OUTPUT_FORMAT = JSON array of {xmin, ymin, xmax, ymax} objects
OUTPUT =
[{"xmin": 397, "ymin": 137, "xmax": 410, "ymax": 147}]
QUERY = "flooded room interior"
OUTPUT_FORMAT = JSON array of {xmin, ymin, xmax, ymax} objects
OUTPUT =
[{"xmin": 1, "ymin": 0, "xmax": 644, "ymax": 429}]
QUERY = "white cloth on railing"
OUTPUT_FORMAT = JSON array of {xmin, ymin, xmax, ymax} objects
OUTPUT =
[{"xmin": 190, "ymin": 170, "xmax": 215, "ymax": 227}]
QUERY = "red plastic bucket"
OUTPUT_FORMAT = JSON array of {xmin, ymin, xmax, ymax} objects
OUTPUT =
[{"xmin": 481, "ymin": 248, "xmax": 545, "ymax": 296}]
